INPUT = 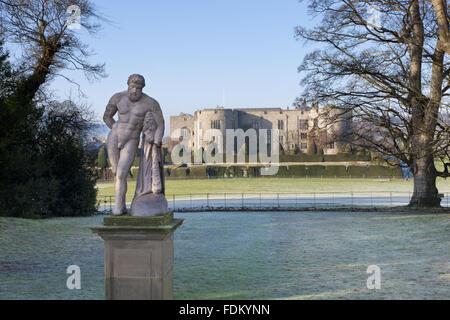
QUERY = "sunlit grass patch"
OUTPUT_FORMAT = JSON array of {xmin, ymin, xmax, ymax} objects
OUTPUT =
[{"xmin": 96, "ymin": 177, "xmax": 450, "ymax": 203}]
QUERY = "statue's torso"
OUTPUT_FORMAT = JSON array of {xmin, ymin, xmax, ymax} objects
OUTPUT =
[{"xmin": 113, "ymin": 93, "xmax": 158, "ymax": 145}]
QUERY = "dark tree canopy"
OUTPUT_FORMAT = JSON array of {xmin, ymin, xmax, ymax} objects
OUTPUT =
[
  {"xmin": 0, "ymin": 1, "xmax": 106, "ymax": 217},
  {"xmin": 0, "ymin": 38, "xmax": 98, "ymax": 218}
]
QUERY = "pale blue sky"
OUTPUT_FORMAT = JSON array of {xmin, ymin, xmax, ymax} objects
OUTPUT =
[{"xmin": 49, "ymin": 0, "xmax": 315, "ymax": 128}]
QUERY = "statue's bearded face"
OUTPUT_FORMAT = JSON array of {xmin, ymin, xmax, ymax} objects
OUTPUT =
[{"xmin": 128, "ymin": 84, "xmax": 143, "ymax": 102}]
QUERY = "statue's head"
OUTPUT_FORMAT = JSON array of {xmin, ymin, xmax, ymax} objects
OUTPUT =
[{"xmin": 127, "ymin": 74, "xmax": 145, "ymax": 102}]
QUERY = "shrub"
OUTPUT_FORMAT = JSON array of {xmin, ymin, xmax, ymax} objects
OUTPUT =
[
  {"xmin": 206, "ymin": 166, "xmax": 226, "ymax": 177},
  {"xmin": 162, "ymin": 147, "xmax": 172, "ymax": 164},
  {"xmin": 247, "ymin": 166, "xmax": 261, "ymax": 177},
  {"xmin": 133, "ymin": 156, "xmax": 140, "ymax": 167},
  {"xmin": 96, "ymin": 146, "xmax": 108, "ymax": 168}
]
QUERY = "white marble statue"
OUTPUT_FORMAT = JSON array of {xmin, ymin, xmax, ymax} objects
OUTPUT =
[{"xmin": 103, "ymin": 74, "xmax": 168, "ymax": 216}]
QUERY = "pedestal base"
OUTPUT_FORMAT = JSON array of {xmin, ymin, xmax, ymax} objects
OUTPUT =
[
  {"xmin": 131, "ymin": 193, "xmax": 168, "ymax": 217},
  {"xmin": 91, "ymin": 212, "xmax": 183, "ymax": 300}
]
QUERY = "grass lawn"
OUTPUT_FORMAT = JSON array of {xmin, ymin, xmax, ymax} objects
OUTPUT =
[
  {"xmin": 96, "ymin": 177, "xmax": 450, "ymax": 203},
  {"xmin": 2, "ymin": 211, "xmax": 449, "ymax": 299}
]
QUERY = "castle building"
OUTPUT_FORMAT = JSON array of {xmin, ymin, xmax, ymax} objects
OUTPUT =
[{"xmin": 169, "ymin": 103, "xmax": 352, "ymax": 156}]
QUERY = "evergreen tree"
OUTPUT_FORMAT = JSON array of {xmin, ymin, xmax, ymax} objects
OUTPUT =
[
  {"xmin": 97, "ymin": 146, "xmax": 108, "ymax": 168},
  {"xmin": 0, "ymin": 41, "xmax": 97, "ymax": 217}
]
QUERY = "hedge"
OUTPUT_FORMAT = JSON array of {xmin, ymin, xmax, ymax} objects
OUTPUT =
[
  {"xmin": 323, "ymin": 153, "xmax": 371, "ymax": 162},
  {"xmin": 278, "ymin": 153, "xmax": 371, "ymax": 162},
  {"xmin": 325, "ymin": 165, "xmax": 349, "ymax": 177},
  {"xmin": 131, "ymin": 167, "xmax": 139, "ymax": 178},
  {"xmin": 347, "ymin": 166, "xmax": 368, "ymax": 177},
  {"xmin": 98, "ymin": 164, "xmax": 403, "ymax": 180},
  {"xmin": 306, "ymin": 165, "xmax": 326, "ymax": 177},
  {"xmin": 170, "ymin": 167, "xmax": 189, "ymax": 177},
  {"xmin": 367, "ymin": 166, "xmax": 394, "ymax": 177},
  {"xmin": 279, "ymin": 154, "xmax": 324, "ymax": 162},
  {"xmin": 206, "ymin": 166, "xmax": 227, "ymax": 177},
  {"xmin": 188, "ymin": 166, "xmax": 207, "ymax": 177}
]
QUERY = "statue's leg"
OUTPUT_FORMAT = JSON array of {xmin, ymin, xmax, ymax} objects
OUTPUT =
[
  {"xmin": 113, "ymin": 140, "xmax": 138, "ymax": 215},
  {"xmin": 106, "ymin": 130, "xmax": 119, "ymax": 175}
]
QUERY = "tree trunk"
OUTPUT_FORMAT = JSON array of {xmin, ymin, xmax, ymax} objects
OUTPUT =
[
  {"xmin": 410, "ymin": 154, "xmax": 440, "ymax": 207},
  {"xmin": 15, "ymin": 41, "xmax": 59, "ymax": 104},
  {"xmin": 407, "ymin": 1, "xmax": 441, "ymax": 207},
  {"xmin": 431, "ymin": 0, "xmax": 450, "ymax": 55}
]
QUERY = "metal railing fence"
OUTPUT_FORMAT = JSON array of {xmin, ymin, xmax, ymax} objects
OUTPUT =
[{"xmin": 97, "ymin": 191, "xmax": 450, "ymax": 213}]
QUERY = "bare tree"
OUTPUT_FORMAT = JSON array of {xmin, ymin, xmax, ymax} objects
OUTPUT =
[
  {"xmin": 430, "ymin": 0, "xmax": 450, "ymax": 54},
  {"xmin": 0, "ymin": 0, "xmax": 106, "ymax": 102},
  {"xmin": 296, "ymin": 0, "xmax": 449, "ymax": 207}
]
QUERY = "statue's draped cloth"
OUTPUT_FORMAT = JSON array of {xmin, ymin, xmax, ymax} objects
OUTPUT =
[{"xmin": 133, "ymin": 112, "xmax": 165, "ymax": 201}]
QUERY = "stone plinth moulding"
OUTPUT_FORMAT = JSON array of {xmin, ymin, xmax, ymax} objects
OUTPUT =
[{"xmin": 92, "ymin": 212, "xmax": 183, "ymax": 300}]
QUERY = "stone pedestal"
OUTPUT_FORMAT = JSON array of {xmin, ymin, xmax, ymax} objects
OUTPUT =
[{"xmin": 91, "ymin": 212, "xmax": 183, "ymax": 300}]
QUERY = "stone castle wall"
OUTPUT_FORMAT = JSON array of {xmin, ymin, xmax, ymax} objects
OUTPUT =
[{"xmin": 169, "ymin": 105, "xmax": 352, "ymax": 155}]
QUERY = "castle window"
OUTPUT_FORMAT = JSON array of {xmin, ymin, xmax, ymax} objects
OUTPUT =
[
  {"xmin": 314, "ymin": 119, "xmax": 318, "ymax": 127},
  {"xmin": 211, "ymin": 120, "xmax": 220, "ymax": 129},
  {"xmin": 301, "ymin": 143, "xmax": 307, "ymax": 149},
  {"xmin": 180, "ymin": 128, "xmax": 190, "ymax": 137},
  {"xmin": 300, "ymin": 133, "xmax": 308, "ymax": 140},
  {"xmin": 278, "ymin": 120, "xmax": 284, "ymax": 130},
  {"xmin": 298, "ymin": 119, "xmax": 308, "ymax": 130},
  {"xmin": 328, "ymin": 142, "xmax": 335, "ymax": 149}
]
